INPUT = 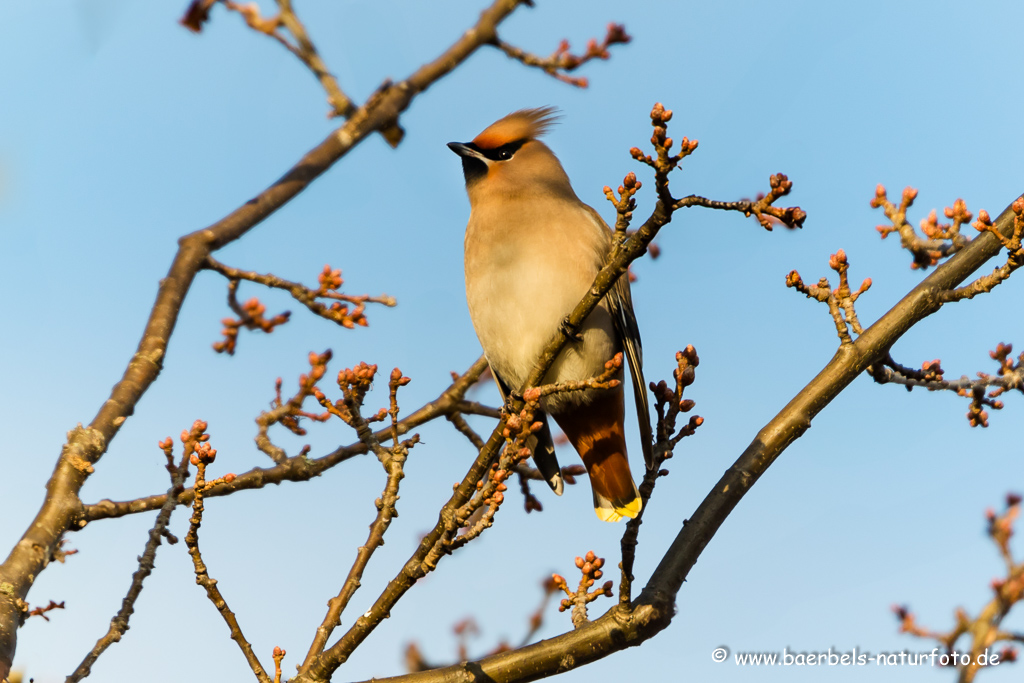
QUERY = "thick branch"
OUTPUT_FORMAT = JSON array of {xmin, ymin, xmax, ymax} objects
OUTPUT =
[
  {"xmin": 0, "ymin": 3, "xmax": 527, "ymax": 671},
  {"xmin": 349, "ymin": 195, "xmax": 1023, "ymax": 683},
  {"xmin": 646, "ymin": 194, "xmax": 1023, "ymax": 600}
]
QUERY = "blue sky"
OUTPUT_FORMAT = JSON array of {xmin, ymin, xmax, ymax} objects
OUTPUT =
[{"xmin": 2, "ymin": 1, "xmax": 1023, "ymax": 681}]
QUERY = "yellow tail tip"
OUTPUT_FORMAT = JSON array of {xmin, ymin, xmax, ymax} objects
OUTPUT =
[{"xmin": 594, "ymin": 497, "xmax": 642, "ymax": 523}]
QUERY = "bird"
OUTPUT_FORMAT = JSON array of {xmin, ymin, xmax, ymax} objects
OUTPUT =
[{"xmin": 448, "ymin": 107, "xmax": 653, "ymax": 522}]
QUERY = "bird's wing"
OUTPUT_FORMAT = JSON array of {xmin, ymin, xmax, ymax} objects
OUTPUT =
[
  {"xmin": 490, "ymin": 363, "xmax": 563, "ymax": 495},
  {"xmin": 609, "ymin": 265, "xmax": 655, "ymax": 470},
  {"xmin": 582, "ymin": 205, "xmax": 655, "ymax": 470}
]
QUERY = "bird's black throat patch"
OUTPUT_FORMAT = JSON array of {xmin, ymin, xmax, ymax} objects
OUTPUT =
[{"xmin": 460, "ymin": 155, "xmax": 487, "ymax": 185}]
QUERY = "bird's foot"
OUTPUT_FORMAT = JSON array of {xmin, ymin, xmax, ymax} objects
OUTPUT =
[{"xmin": 561, "ymin": 316, "xmax": 584, "ymax": 343}]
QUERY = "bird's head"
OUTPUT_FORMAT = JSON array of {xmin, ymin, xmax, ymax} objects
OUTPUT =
[{"xmin": 448, "ymin": 107, "xmax": 575, "ymax": 203}]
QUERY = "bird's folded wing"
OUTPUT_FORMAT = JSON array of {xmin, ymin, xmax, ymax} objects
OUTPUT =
[{"xmin": 610, "ymin": 276, "xmax": 655, "ymax": 469}]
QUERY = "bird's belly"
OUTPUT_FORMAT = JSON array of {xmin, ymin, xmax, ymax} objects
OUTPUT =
[{"xmin": 465, "ymin": 247, "xmax": 618, "ymax": 403}]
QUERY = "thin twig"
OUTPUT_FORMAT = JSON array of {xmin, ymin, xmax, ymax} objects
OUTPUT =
[
  {"xmin": 66, "ymin": 436, "xmax": 192, "ymax": 682},
  {"xmin": 620, "ymin": 347, "xmax": 701, "ymax": 604},
  {"xmin": 255, "ymin": 353, "xmax": 332, "ymax": 464},
  {"xmin": 940, "ymin": 200, "xmax": 1024, "ymax": 302},
  {"xmin": 868, "ymin": 345, "xmax": 1023, "ymax": 427},
  {"xmin": 894, "ymin": 494, "xmax": 1024, "ymax": 683},
  {"xmin": 274, "ymin": 0, "xmax": 356, "ymax": 118},
  {"xmin": 492, "ymin": 23, "xmax": 631, "ymax": 87},
  {"xmin": 184, "ymin": 438, "xmax": 268, "ymax": 683},
  {"xmin": 872, "ymin": 185, "xmax": 971, "ymax": 269},
  {"xmin": 79, "ymin": 357, "xmax": 488, "ymax": 524},
  {"xmin": 786, "ymin": 249, "xmax": 872, "ymax": 345},
  {"xmin": 206, "ymin": 257, "xmax": 396, "ymax": 333},
  {"xmin": 302, "ymin": 368, "xmax": 413, "ymax": 669}
]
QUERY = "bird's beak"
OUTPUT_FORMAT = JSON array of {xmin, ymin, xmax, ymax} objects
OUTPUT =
[{"xmin": 447, "ymin": 142, "xmax": 479, "ymax": 159}]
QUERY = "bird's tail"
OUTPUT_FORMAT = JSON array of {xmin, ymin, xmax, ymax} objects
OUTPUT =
[
  {"xmin": 586, "ymin": 445, "xmax": 642, "ymax": 522},
  {"xmin": 552, "ymin": 390, "xmax": 641, "ymax": 522}
]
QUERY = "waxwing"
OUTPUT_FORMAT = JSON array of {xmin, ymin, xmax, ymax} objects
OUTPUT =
[{"xmin": 449, "ymin": 107, "xmax": 652, "ymax": 522}]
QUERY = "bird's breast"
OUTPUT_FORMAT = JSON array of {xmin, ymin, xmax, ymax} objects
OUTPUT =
[{"xmin": 463, "ymin": 201, "xmax": 618, "ymax": 402}]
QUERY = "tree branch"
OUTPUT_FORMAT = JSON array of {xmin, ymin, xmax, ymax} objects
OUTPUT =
[
  {"xmin": 0, "ymin": 4, "xmax": 531, "ymax": 670},
  {"xmin": 295, "ymin": 103, "xmax": 805, "ymax": 683},
  {"xmin": 183, "ymin": 433, "xmax": 268, "ymax": 682},
  {"xmin": 346, "ymin": 195, "xmax": 1024, "ymax": 683},
  {"xmin": 301, "ymin": 369, "xmax": 413, "ymax": 669},
  {"xmin": 204, "ymin": 258, "xmax": 396, "ymax": 340},
  {"xmin": 66, "ymin": 438, "xmax": 191, "ymax": 681},
  {"xmin": 79, "ymin": 357, "xmax": 488, "ymax": 524}
]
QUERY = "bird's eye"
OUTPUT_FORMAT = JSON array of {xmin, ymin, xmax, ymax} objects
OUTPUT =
[{"xmin": 497, "ymin": 148, "xmax": 513, "ymax": 160}]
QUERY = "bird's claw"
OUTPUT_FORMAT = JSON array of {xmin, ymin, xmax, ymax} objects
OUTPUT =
[{"xmin": 561, "ymin": 317, "xmax": 584, "ymax": 343}]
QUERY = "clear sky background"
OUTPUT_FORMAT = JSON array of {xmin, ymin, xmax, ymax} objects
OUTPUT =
[{"xmin": 2, "ymin": 1, "xmax": 1023, "ymax": 681}]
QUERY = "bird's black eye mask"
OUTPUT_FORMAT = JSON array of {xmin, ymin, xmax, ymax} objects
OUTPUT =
[
  {"xmin": 477, "ymin": 139, "xmax": 526, "ymax": 161},
  {"xmin": 457, "ymin": 139, "xmax": 527, "ymax": 185}
]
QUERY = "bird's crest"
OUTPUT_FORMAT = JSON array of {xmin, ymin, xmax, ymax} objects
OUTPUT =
[{"xmin": 471, "ymin": 107, "xmax": 560, "ymax": 150}]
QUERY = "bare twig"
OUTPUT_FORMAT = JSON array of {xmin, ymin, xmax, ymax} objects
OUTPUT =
[
  {"xmin": 894, "ymin": 494, "xmax": 1024, "ymax": 682},
  {"xmin": 1, "ymin": 3, "xmax": 540, "ymax": 671},
  {"xmin": 302, "ymin": 367, "xmax": 415, "ymax": 669},
  {"xmin": 446, "ymin": 411, "xmax": 486, "ymax": 451},
  {"xmin": 213, "ymin": 279, "xmax": 292, "ymax": 355},
  {"xmin": 182, "ymin": 427, "xmax": 265, "ymax": 681},
  {"xmin": 872, "ymin": 185, "xmax": 972, "ymax": 269},
  {"xmin": 181, "ymin": 0, "xmax": 365, "ymax": 124},
  {"xmin": 453, "ymin": 400, "xmax": 502, "ymax": 419},
  {"xmin": 553, "ymin": 552, "xmax": 613, "ymax": 629},
  {"xmin": 255, "ymin": 352, "xmax": 332, "ymax": 464},
  {"xmin": 869, "ymin": 344, "xmax": 1024, "ymax": 427},
  {"xmin": 620, "ymin": 347, "xmax": 702, "ymax": 604},
  {"xmin": 66, "ymin": 434, "xmax": 193, "ymax": 682},
  {"xmin": 492, "ymin": 23, "xmax": 631, "ymax": 87},
  {"xmin": 24, "ymin": 601, "xmax": 64, "ymax": 623},
  {"xmin": 786, "ymin": 249, "xmax": 872, "ymax": 345},
  {"xmin": 403, "ymin": 575, "xmax": 561, "ymax": 672},
  {"xmin": 80, "ymin": 357, "xmax": 488, "ymax": 524},
  {"xmin": 274, "ymin": 0, "xmax": 359, "ymax": 118},
  {"xmin": 205, "ymin": 258, "xmax": 396, "ymax": 351},
  {"xmin": 941, "ymin": 199, "xmax": 1024, "ymax": 302}
]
